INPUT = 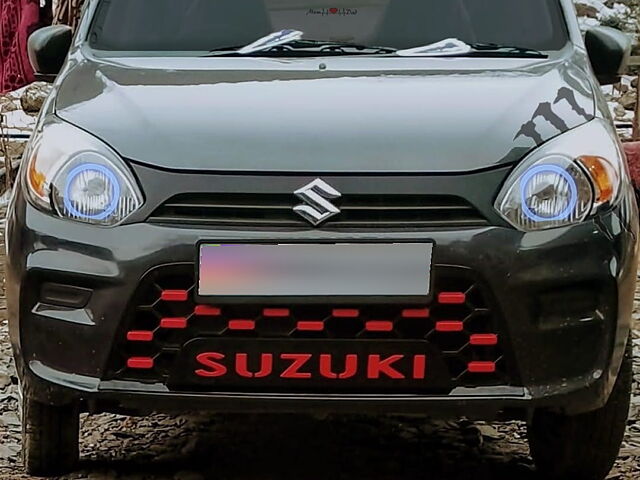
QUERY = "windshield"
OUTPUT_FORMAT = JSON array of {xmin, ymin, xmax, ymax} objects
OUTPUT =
[{"xmin": 89, "ymin": 0, "xmax": 569, "ymax": 54}]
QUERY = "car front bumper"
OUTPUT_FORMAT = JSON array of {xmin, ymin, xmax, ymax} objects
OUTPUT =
[{"xmin": 6, "ymin": 183, "xmax": 638, "ymax": 418}]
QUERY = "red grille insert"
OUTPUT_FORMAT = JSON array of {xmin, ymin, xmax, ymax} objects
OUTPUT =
[
  {"xmin": 332, "ymin": 309, "xmax": 360, "ymax": 318},
  {"xmin": 161, "ymin": 290, "xmax": 188, "ymax": 302},
  {"xmin": 127, "ymin": 331, "xmax": 154, "ymax": 342},
  {"xmin": 110, "ymin": 265, "xmax": 511, "ymax": 391},
  {"xmin": 468, "ymin": 361, "xmax": 496, "ymax": 373},
  {"xmin": 127, "ymin": 357, "xmax": 154, "ymax": 369},
  {"xmin": 263, "ymin": 308, "xmax": 290, "ymax": 317},
  {"xmin": 195, "ymin": 305, "xmax": 221, "ymax": 316},
  {"xmin": 402, "ymin": 308, "xmax": 430, "ymax": 318},
  {"xmin": 438, "ymin": 292, "xmax": 466, "ymax": 304},
  {"xmin": 435, "ymin": 321, "xmax": 464, "ymax": 332},
  {"xmin": 229, "ymin": 320, "xmax": 256, "ymax": 331},
  {"xmin": 297, "ymin": 321, "xmax": 325, "ymax": 331},
  {"xmin": 366, "ymin": 321, "xmax": 394, "ymax": 332},
  {"xmin": 160, "ymin": 317, "xmax": 188, "ymax": 329},
  {"xmin": 470, "ymin": 334, "xmax": 498, "ymax": 346}
]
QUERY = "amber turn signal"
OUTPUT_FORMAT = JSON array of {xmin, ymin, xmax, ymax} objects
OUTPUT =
[
  {"xmin": 578, "ymin": 155, "xmax": 618, "ymax": 205},
  {"xmin": 27, "ymin": 153, "xmax": 47, "ymax": 201}
]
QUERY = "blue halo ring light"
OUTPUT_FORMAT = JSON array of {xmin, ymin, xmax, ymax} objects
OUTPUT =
[
  {"xmin": 519, "ymin": 164, "xmax": 578, "ymax": 222},
  {"xmin": 63, "ymin": 163, "xmax": 121, "ymax": 221}
]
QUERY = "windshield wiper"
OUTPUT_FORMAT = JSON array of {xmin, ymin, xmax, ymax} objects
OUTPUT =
[
  {"xmin": 205, "ymin": 32, "xmax": 546, "ymax": 59},
  {"xmin": 468, "ymin": 42, "xmax": 548, "ymax": 58},
  {"xmin": 204, "ymin": 29, "xmax": 396, "ymax": 57},
  {"xmin": 290, "ymin": 40, "xmax": 396, "ymax": 55},
  {"xmin": 203, "ymin": 29, "xmax": 304, "ymax": 56},
  {"xmin": 396, "ymin": 38, "xmax": 547, "ymax": 58},
  {"xmin": 396, "ymin": 38, "xmax": 473, "ymax": 57},
  {"xmin": 238, "ymin": 29, "xmax": 304, "ymax": 54}
]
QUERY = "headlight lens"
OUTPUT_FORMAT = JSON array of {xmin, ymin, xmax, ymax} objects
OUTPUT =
[
  {"xmin": 495, "ymin": 119, "xmax": 627, "ymax": 231},
  {"xmin": 23, "ymin": 118, "xmax": 143, "ymax": 226},
  {"xmin": 497, "ymin": 155, "xmax": 593, "ymax": 230}
]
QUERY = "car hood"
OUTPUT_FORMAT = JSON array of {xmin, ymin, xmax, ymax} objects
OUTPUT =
[{"xmin": 55, "ymin": 55, "xmax": 596, "ymax": 173}]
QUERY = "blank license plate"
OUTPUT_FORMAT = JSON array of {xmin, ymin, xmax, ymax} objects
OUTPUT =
[{"xmin": 197, "ymin": 243, "xmax": 432, "ymax": 298}]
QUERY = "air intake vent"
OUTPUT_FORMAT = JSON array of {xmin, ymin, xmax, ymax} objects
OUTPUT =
[{"xmin": 148, "ymin": 193, "xmax": 488, "ymax": 229}]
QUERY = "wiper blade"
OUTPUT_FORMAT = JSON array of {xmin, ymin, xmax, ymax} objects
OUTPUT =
[
  {"xmin": 205, "ymin": 37, "xmax": 396, "ymax": 57},
  {"xmin": 295, "ymin": 40, "xmax": 396, "ymax": 54},
  {"xmin": 396, "ymin": 38, "xmax": 473, "ymax": 57},
  {"xmin": 468, "ymin": 42, "xmax": 548, "ymax": 58},
  {"xmin": 396, "ymin": 38, "xmax": 547, "ymax": 58},
  {"xmin": 204, "ymin": 29, "xmax": 304, "ymax": 56},
  {"xmin": 238, "ymin": 29, "xmax": 303, "ymax": 54}
]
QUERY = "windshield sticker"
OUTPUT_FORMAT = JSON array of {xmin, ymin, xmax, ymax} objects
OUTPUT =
[{"xmin": 307, "ymin": 8, "xmax": 358, "ymax": 16}]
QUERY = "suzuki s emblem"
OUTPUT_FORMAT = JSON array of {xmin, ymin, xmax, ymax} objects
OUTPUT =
[{"xmin": 293, "ymin": 179, "xmax": 342, "ymax": 226}]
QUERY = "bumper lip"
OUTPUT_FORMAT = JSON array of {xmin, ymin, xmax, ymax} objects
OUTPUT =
[
  {"xmin": 25, "ymin": 348, "xmax": 606, "ymax": 419},
  {"xmin": 32, "ymin": 359, "xmax": 527, "ymax": 398},
  {"xmin": 30, "ymin": 359, "xmax": 535, "ymax": 417},
  {"xmin": 93, "ymin": 388, "xmax": 533, "ymax": 417},
  {"xmin": 26, "ymin": 357, "xmax": 612, "ymax": 419}
]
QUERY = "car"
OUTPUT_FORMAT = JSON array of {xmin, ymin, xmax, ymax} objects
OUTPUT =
[{"xmin": 6, "ymin": 0, "xmax": 638, "ymax": 477}]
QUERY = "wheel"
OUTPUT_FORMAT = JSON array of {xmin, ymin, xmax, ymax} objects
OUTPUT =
[
  {"xmin": 527, "ymin": 336, "xmax": 633, "ymax": 480},
  {"xmin": 21, "ymin": 393, "xmax": 79, "ymax": 477}
]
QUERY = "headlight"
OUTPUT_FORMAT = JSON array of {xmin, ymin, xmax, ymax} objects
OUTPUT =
[
  {"xmin": 495, "ymin": 119, "xmax": 626, "ymax": 231},
  {"xmin": 23, "ymin": 117, "xmax": 143, "ymax": 226}
]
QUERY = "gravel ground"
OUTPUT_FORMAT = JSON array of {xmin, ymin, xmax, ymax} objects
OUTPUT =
[{"xmin": 0, "ymin": 222, "xmax": 637, "ymax": 479}]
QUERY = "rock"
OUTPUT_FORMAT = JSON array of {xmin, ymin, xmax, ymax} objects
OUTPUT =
[
  {"xmin": 477, "ymin": 424, "xmax": 503, "ymax": 440},
  {"xmin": 616, "ymin": 82, "xmax": 630, "ymax": 94},
  {"xmin": 0, "ymin": 96, "xmax": 19, "ymax": 113},
  {"xmin": 575, "ymin": 3, "xmax": 598, "ymax": 18},
  {"xmin": 614, "ymin": 104, "xmax": 627, "ymax": 118},
  {"xmin": 0, "ymin": 442, "xmax": 19, "ymax": 460},
  {"xmin": 0, "ymin": 372, "xmax": 10, "ymax": 389},
  {"xmin": 0, "ymin": 411, "xmax": 20, "ymax": 426},
  {"xmin": 633, "ymin": 77, "xmax": 639, "ymax": 89},
  {"xmin": 619, "ymin": 91, "xmax": 637, "ymax": 110},
  {"xmin": 0, "ymin": 392, "xmax": 18, "ymax": 402},
  {"xmin": 19, "ymin": 82, "xmax": 52, "ymax": 114}
]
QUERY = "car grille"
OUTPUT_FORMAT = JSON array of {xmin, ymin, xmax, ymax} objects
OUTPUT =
[
  {"xmin": 147, "ymin": 193, "xmax": 488, "ymax": 229},
  {"xmin": 106, "ymin": 265, "xmax": 512, "ymax": 393}
]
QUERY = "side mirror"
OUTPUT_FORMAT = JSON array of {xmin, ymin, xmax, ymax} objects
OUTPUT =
[
  {"xmin": 28, "ymin": 25, "xmax": 73, "ymax": 81},
  {"xmin": 585, "ymin": 26, "xmax": 632, "ymax": 85}
]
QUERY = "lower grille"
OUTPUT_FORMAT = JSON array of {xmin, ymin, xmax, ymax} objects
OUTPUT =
[
  {"xmin": 107, "ymin": 265, "xmax": 511, "ymax": 393},
  {"xmin": 147, "ymin": 193, "xmax": 488, "ymax": 229}
]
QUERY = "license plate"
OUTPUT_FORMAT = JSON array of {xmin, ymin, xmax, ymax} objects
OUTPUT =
[
  {"xmin": 168, "ymin": 338, "xmax": 452, "ymax": 393},
  {"xmin": 197, "ymin": 243, "xmax": 433, "ymax": 300}
]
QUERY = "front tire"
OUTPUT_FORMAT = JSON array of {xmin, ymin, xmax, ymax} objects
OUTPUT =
[
  {"xmin": 22, "ymin": 395, "xmax": 79, "ymax": 477},
  {"xmin": 527, "ymin": 336, "xmax": 633, "ymax": 480}
]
